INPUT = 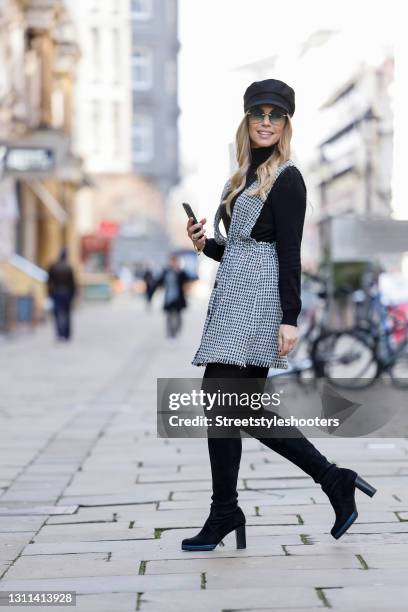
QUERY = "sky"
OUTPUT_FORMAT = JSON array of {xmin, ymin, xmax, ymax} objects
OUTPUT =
[{"xmin": 172, "ymin": 0, "xmax": 400, "ymax": 224}]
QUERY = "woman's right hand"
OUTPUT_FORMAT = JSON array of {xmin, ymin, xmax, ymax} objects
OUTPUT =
[{"xmin": 187, "ymin": 217, "xmax": 207, "ymax": 252}]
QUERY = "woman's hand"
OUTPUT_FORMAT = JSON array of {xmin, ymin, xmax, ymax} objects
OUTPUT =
[
  {"xmin": 187, "ymin": 217, "xmax": 207, "ymax": 252},
  {"xmin": 278, "ymin": 324, "xmax": 298, "ymax": 356}
]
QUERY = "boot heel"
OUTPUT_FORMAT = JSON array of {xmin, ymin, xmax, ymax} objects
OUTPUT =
[
  {"xmin": 355, "ymin": 475, "xmax": 376, "ymax": 497},
  {"xmin": 235, "ymin": 525, "xmax": 246, "ymax": 549}
]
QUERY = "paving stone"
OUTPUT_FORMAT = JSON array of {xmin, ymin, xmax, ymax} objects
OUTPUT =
[
  {"xmin": 0, "ymin": 516, "xmax": 46, "ymax": 532},
  {"xmin": 57, "ymin": 593, "xmax": 138, "ymax": 612},
  {"xmin": 31, "ymin": 522, "xmax": 154, "ymax": 543},
  {"xmin": 58, "ymin": 491, "xmax": 171, "ymax": 506},
  {"xmin": 146, "ymin": 553, "xmax": 361, "ymax": 574},
  {"xmin": 45, "ymin": 503, "xmax": 156, "ymax": 524},
  {"xmin": 206, "ymin": 568, "xmax": 408, "ymax": 589},
  {"xmin": 0, "ymin": 572, "xmax": 199, "ymax": 594},
  {"xmin": 130, "ymin": 587, "xmax": 321, "ymax": 611},
  {"xmin": 358, "ymin": 550, "xmax": 408, "ymax": 569},
  {"xmin": 237, "ymin": 609, "xmax": 405, "ymax": 612},
  {"xmin": 0, "ymin": 505, "xmax": 78, "ymax": 516},
  {"xmin": 284, "ymin": 542, "xmax": 408, "ymax": 556},
  {"xmin": 0, "ymin": 492, "xmax": 61, "ymax": 503},
  {"xmin": 0, "ymin": 533, "xmax": 33, "ymax": 545},
  {"xmin": 4, "ymin": 554, "xmax": 144, "ymax": 580},
  {"xmin": 324, "ymin": 585, "xmax": 408, "ymax": 608}
]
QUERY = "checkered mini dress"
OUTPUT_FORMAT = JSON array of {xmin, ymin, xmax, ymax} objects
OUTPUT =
[{"xmin": 192, "ymin": 159, "xmax": 297, "ymax": 370}]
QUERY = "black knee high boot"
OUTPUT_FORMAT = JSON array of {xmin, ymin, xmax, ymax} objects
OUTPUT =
[
  {"xmin": 181, "ymin": 362, "xmax": 251, "ymax": 552},
  {"xmin": 256, "ymin": 429, "xmax": 334, "ymax": 484},
  {"xmin": 237, "ymin": 374, "xmax": 377, "ymax": 540},
  {"xmin": 181, "ymin": 436, "xmax": 246, "ymax": 551},
  {"xmin": 207, "ymin": 436, "xmax": 242, "ymax": 511},
  {"xmin": 319, "ymin": 465, "xmax": 377, "ymax": 539},
  {"xmin": 244, "ymin": 419, "xmax": 377, "ymax": 540}
]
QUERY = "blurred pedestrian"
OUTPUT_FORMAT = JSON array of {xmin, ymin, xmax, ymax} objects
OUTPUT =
[
  {"xmin": 151, "ymin": 254, "xmax": 189, "ymax": 338},
  {"xmin": 47, "ymin": 247, "xmax": 77, "ymax": 341},
  {"xmin": 143, "ymin": 265, "xmax": 155, "ymax": 310},
  {"xmin": 119, "ymin": 264, "xmax": 134, "ymax": 293}
]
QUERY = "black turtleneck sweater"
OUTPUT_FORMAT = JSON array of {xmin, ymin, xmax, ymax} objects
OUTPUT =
[{"xmin": 203, "ymin": 144, "xmax": 306, "ymax": 326}]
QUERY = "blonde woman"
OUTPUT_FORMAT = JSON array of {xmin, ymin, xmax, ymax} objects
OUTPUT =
[{"xmin": 184, "ymin": 79, "xmax": 376, "ymax": 551}]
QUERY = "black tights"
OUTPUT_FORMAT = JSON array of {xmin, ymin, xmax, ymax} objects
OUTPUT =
[{"xmin": 202, "ymin": 362, "xmax": 334, "ymax": 509}]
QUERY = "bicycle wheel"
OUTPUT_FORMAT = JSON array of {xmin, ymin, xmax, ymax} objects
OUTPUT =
[
  {"xmin": 389, "ymin": 342, "xmax": 408, "ymax": 389},
  {"xmin": 311, "ymin": 330, "xmax": 379, "ymax": 389}
]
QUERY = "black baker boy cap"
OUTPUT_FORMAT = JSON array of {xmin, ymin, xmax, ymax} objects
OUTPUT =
[{"xmin": 244, "ymin": 78, "xmax": 295, "ymax": 117}]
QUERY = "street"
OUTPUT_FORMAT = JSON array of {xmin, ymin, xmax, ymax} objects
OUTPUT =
[{"xmin": 0, "ymin": 295, "xmax": 408, "ymax": 611}]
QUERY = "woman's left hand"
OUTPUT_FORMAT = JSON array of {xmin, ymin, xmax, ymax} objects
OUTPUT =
[{"xmin": 278, "ymin": 324, "xmax": 298, "ymax": 356}]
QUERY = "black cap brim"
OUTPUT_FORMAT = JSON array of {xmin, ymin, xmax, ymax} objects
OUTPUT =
[{"xmin": 245, "ymin": 92, "xmax": 292, "ymax": 116}]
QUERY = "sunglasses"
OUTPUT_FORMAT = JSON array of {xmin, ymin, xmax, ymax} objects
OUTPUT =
[{"xmin": 246, "ymin": 107, "xmax": 288, "ymax": 124}]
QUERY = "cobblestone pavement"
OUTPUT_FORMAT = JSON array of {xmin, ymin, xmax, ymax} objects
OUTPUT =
[{"xmin": 0, "ymin": 295, "xmax": 407, "ymax": 611}]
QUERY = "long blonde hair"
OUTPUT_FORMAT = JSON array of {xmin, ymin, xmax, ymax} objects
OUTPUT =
[{"xmin": 223, "ymin": 113, "xmax": 293, "ymax": 217}]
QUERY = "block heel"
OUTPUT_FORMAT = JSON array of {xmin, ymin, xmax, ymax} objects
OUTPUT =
[
  {"xmin": 355, "ymin": 475, "xmax": 377, "ymax": 497},
  {"xmin": 235, "ymin": 524, "xmax": 246, "ymax": 549},
  {"xmin": 320, "ymin": 467, "xmax": 378, "ymax": 540},
  {"xmin": 181, "ymin": 506, "xmax": 246, "ymax": 551}
]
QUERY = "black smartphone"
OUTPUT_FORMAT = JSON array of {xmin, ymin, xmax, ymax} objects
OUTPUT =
[{"xmin": 182, "ymin": 202, "xmax": 199, "ymax": 226}]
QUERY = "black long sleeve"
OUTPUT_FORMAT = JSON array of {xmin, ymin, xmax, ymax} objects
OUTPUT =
[
  {"xmin": 203, "ymin": 238, "xmax": 225, "ymax": 262},
  {"xmin": 270, "ymin": 166, "xmax": 306, "ymax": 326}
]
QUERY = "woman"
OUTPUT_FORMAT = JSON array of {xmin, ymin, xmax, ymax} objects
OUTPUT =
[{"xmin": 183, "ymin": 79, "xmax": 377, "ymax": 551}]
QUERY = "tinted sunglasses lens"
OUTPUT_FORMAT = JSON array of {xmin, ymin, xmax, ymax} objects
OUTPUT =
[
  {"xmin": 270, "ymin": 111, "xmax": 286, "ymax": 122},
  {"xmin": 248, "ymin": 109, "xmax": 264, "ymax": 122}
]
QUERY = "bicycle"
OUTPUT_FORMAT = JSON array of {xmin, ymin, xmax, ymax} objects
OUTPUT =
[
  {"xmin": 268, "ymin": 271, "xmax": 349, "ymax": 384},
  {"xmin": 310, "ymin": 281, "xmax": 408, "ymax": 390}
]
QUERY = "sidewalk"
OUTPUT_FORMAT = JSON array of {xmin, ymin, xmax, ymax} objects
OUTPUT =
[{"xmin": 0, "ymin": 295, "xmax": 407, "ymax": 611}]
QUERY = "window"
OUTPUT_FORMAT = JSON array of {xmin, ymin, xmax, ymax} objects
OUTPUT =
[
  {"xmin": 51, "ymin": 88, "xmax": 64, "ymax": 129},
  {"xmin": 91, "ymin": 100, "xmax": 101, "ymax": 154},
  {"xmin": 90, "ymin": 27, "xmax": 101, "ymax": 80},
  {"xmin": 165, "ymin": 59, "xmax": 177, "ymax": 94},
  {"xmin": 131, "ymin": 48, "xmax": 152, "ymax": 90},
  {"xmin": 113, "ymin": 102, "xmax": 121, "ymax": 155},
  {"xmin": 165, "ymin": 127, "xmax": 176, "ymax": 163},
  {"xmin": 132, "ymin": 114, "xmax": 153, "ymax": 162},
  {"xmin": 131, "ymin": 0, "xmax": 152, "ymax": 19},
  {"xmin": 112, "ymin": 28, "xmax": 120, "ymax": 83},
  {"xmin": 165, "ymin": 0, "xmax": 176, "ymax": 27},
  {"xmin": 132, "ymin": 94, "xmax": 138, "ymax": 114}
]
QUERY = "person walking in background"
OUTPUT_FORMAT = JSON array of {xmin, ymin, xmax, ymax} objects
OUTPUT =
[
  {"xmin": 151, "ymin": 254, "xmax": 189, "ymax": 339},
  {"xmin": 183, "ymin": 78, "xmax": 377, "ymax": 552},
  {"xmin": 47, "ymin": 246, "xmax": 77, "ymax": 341},
  {"xmin": 143, "ymin": 264, "xmax": 155, "ymax": 310}
]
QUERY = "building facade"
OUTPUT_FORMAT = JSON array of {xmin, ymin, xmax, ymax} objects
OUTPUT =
[
  {"xmin": 316, "ymin": 57, "xmax": 394, "ymax": 219},
  {"xmin": 66, "ymin": 0, "xmax": 132, "ymax": 176},
  {"xmin": 67, "ymin": 0, "xmax": 181, "ymax": 273},
  {"xmin": 130, "ymin": 0, "xmax": 180, "ymax": 195},
  {"xmin": 0, "ymin": 0, "xmax": 83, "ymax": 289},
  {"xmin": 65, "ymin": 0, "xmax": 133, "ymax": 242}
]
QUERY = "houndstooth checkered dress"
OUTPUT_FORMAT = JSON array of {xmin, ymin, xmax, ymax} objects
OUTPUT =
[{"xmin": 192, "ymin": 159, "xmax": 298, "ymax": 370}]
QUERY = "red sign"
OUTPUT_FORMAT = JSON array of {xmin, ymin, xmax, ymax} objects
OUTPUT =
[
  {"xmin": 98, "ymin": 220, "xmax": 119, "ymax": 238},
  {"xmin": 81, "ymin": 234, "xmax": 110, "ymax": 253}
]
